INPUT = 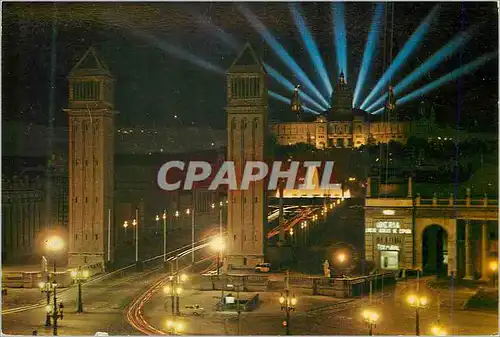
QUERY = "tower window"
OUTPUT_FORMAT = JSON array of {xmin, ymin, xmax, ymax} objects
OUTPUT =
[
  {"xmin": 95, "ymin": 234, "xmax": 98, "ymax": 240},
  {"xmin": 73, "ymin": 81, "xmax": 101, "ymax": 101},
  {"xmin": 231, "ymin": 77, "xmax": 261, "ymax": 99},
  {"xmin": 75, "ymin": 234, "xmax": 78, "ymax": 241}
]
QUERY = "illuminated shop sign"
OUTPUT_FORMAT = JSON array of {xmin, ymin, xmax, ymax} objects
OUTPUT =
[
  {"xmin": 377, "ymin": 244, "xmax": 400, "ymax": 251},
  {"xmin": 365, "ymin": 221, "xmax": 412, "ymax": 234}
]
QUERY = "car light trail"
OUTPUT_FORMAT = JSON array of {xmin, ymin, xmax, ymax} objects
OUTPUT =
[
  {"xmin": 361, "ymin": 5, "xmax": 440, "ymax": 110},
  {"xmin": 238, "ymin": 4, "xmax": 330, "ymax": 108},
  {"xmin": 290, "ymin": 3, "xmax": 332, "ymax": 97},
  {"xmin": 353, "ymin": 3, "xmax": 384, "ymax": 108}
]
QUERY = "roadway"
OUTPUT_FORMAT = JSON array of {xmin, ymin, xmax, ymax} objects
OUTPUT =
[
  {"xmin": 1, "ymin": 236, "xmax": 221, "ymax": 336},
  {"xmin": 119, "ymin": 271, "xmax": 498, "ymax": 335}
]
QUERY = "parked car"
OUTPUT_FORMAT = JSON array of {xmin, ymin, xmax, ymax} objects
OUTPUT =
[
  {"xmin": 254, "ymin": 263, "xmax": 271, "ymax": 273},
  {"xmin": 183, "ymin": 304, "xmax": 205, "ymax": 316}
]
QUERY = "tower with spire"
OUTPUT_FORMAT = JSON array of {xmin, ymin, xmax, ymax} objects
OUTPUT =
[
  {"xmin": 225, "ymin": 43, "xmax": 267, "ymax": 270},
  {"xmin": 290, "ymin": 85, "xmax": 303, "ymax": 121},
  {"xmin": 64, "ymin": 47, "xmax": 116, "ymax": 269},
  {"xmin": 385, "ymin": 85, "xmax": 397, "ymax": 122},
  {"xmin": 328, "ymin": 71, "xmax": 354, "ymax": 119}
]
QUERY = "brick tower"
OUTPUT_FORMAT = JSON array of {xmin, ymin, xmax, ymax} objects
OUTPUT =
[
  {"xmin": 64, "ymin": 47, "xmax": 115, "ymax": 269},
  {"xmin": 225, "ymin": 43, "xmax": 268, "ymax": 270}
]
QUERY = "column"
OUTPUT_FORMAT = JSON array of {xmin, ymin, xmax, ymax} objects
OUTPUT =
[
  {"xmin": 480, "ymin": 223, "xmax": 489, "ymax": 281},
  {"xmin": 464, "ymin": 221, "xmax": 474, "ymax": 280},
  {"xmin": 415, "ymin": 228, "xmax": 423, "ymax": 271},
  {"xmin": 447, "ymin": 219, "xmax": 457, "ymax": 277}
]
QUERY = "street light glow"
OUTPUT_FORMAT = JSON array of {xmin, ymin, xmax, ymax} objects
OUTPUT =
[
  {"xmin": 123, "ymin": 221, "xmax": 129, "ymax": 228},
  {"xmin": 430, "ymin": 324, "xmax": 447, "ymax": 336},
  {"xmin": 489, "ymin": 260, "xmax": 498, "ymax": 272},
  {"xmin": 407, "ymin": 294, "xmax": 428, "ymax": 307},
  {"xmin": 45, "ymin": 236, "xmax": 64, "ymax": 253},
  {"xmin": 211, "ymin": 236, "xmax": 226, "ymax": 252},
  {"xmin": 337, "ymin": 253, "xmax": 346, "ymax": 263}
]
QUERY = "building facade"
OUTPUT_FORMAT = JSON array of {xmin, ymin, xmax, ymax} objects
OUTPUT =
[
  {"xmin": 270, "ymin": 73, "xmax": 408, "ymax": 149},
  {"xmin": 225, "ymin": 44, "xmax": 267, "ymax": 269},
  {"xmin": 365, "ymin": 177, "xmax": 498, "ymax": 278}
]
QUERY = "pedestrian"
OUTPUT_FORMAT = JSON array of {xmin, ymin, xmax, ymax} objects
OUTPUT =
[{"xmin": 32, "ymin": 330, "xmax": 38, "ymax": 336}]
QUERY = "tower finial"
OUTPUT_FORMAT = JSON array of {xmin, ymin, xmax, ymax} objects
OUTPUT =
[
  {"xmin": 339, "ymin": 71, "xmax": 345, "ymax": 85},
  {"xmin": 291, "ymin": 84, "xmax": 302, "ymax": 121}
]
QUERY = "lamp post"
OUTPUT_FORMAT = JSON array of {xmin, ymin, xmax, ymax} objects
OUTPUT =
[
  {"xmin": 163, "ymin": 276, "xmax": 183, "ymax": 317},
  {"xmin": 279, "ymin": 290, "xmax": 297, "ymax": 335},
  {"xmin": 155, "ymin": 214, "xmax": 160, "ymax": 235},
  {"xmin": 163, "ymin": 211, "xmax": 168, "ymax": 263},
  {"xmin": 44, "ymin": 236, "xmax": 65, "ymax": 336},
  {"xmin": 70, "ymin": 268, "xmax": 89, "ymax": 313},
  {"xmin": 186, "ymin": 208, "xmax": 195, "ymax": 264},
  {"xmin": 38, "ymin": 280, "xmax": 54, "ymax": 327},
  {"xmin": 407, "ymin": 294, "xmax": 428, "ymax": 336},
  {"xmin": 211, "ymin": 236, "xmax": 225, "ymax": 276},
  {"xmin": 134, "ymin": 209, "xmax": 139, "ymax": 263},
  {"xmin": 362, "ymin": 308, "xmax": 379, "ymax": 335},
  {"xmin": 123, "ymin": 221, "xmax": 129, "ymax": 240}
]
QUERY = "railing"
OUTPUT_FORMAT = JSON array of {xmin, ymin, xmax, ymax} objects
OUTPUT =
[{"xmin": 414, "ymin": 196, "xmax": 498, "ymax": 208}]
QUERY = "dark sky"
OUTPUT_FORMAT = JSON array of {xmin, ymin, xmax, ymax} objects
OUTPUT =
[{"xmin": 2, "ymin": 2, "xmax": 498, "ymax": 131}]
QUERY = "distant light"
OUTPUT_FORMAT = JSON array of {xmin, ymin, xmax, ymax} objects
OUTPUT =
[
  {"xmin": 383, "ymin": 209, "xmax": 395, "ymax": 215},
  {"xmin": 211, "ymin": 142, "xmax": 215, "ymax": 146},
  {"xmin": 174, "ymin": 115, "xmax": 178, "ymax": 119},
  {"xmin": 348, "ymin": 177, "xmax": 356, "ymax": 181}
]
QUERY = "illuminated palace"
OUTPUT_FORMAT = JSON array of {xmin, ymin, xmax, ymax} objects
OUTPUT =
[{"xmin": 270, "ymin": 73, "xmax": 406, "ymax": 148}]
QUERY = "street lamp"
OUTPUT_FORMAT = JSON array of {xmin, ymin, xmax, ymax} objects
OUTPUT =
[
  {"xmin": 407, "ymin": 294, "xmax": 428, "ymax": 336},
  {"xmin": 362, "ymin": 308, "xmax": 379, "ymax": 335},
  {"xmin": 70, "ymin": 268, "xmax": 89, "ymax": 313},
  {"xmin": 123, "ymin": 221, "xmax": 129, "ymax": 239},
  {"xmin": 211, "ymin": 236, "xmax": 225, "ymax": 276},
  {"xmin": 430, "ymin": 324, "xmax": 447, "ymax": 336},
  {"xmin": 489, "ymin": 260, "xmax": 498, "ymax": 287},
  {"xmin": 162, "ymin": 211, "xmax": 168, "ymax": 263},
  {"xmin": 164, "ymin": 273, "xmax": 187, "ymax": 317},
  {"xmin": 155, "ymin": 214, "xmax": 160, "ymax": 235},
  {"xmin": 39, "ymin": 281, "xmax": 55, "ymax": 327},
  {"xmin": 337, "ymin": 253, "xmax": 346, "ymax": 264},
  {"xmin": 279, "ymin": 290, "xmax": 297, "ymax": 335},
  {"xmin": 44, "ymin": 236, "xmax": 65, "ymax": 335},
  {"xmin": 185, "ymin": 208, "xmax": 195, "ymax": 264}
]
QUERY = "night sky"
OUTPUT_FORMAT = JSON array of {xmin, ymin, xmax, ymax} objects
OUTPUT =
[{"xmin": 2, "ymin": 2, "xmax": 498, "ymax": 131}]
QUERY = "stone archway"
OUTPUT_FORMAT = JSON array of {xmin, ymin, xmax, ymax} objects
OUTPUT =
[
  {"xmin": 422, "ymin": 225, "xmax": 448, "ymax": 276},
  {"xmin": 415, "ymin": 218, "xmax": 457, "ymax": 276}
]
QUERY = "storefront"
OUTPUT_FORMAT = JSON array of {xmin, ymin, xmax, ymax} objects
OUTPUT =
[{"xmin": 365, "ymin": 212, "xmax": 414, "ymax": 271}]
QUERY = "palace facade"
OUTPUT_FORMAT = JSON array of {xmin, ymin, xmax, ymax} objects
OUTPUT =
[{"xmin": 270, "ymin": 73, "xmax": 407, "ymax": 148}]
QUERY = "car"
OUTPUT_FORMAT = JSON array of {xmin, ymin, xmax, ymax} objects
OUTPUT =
[
  {"xmin": 183, "ymin": 304, "xmax": 205, "ymax": 316},
  {"xmin": 254, "ymin": 263, "xmax": 271, "ymax": 273}
]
